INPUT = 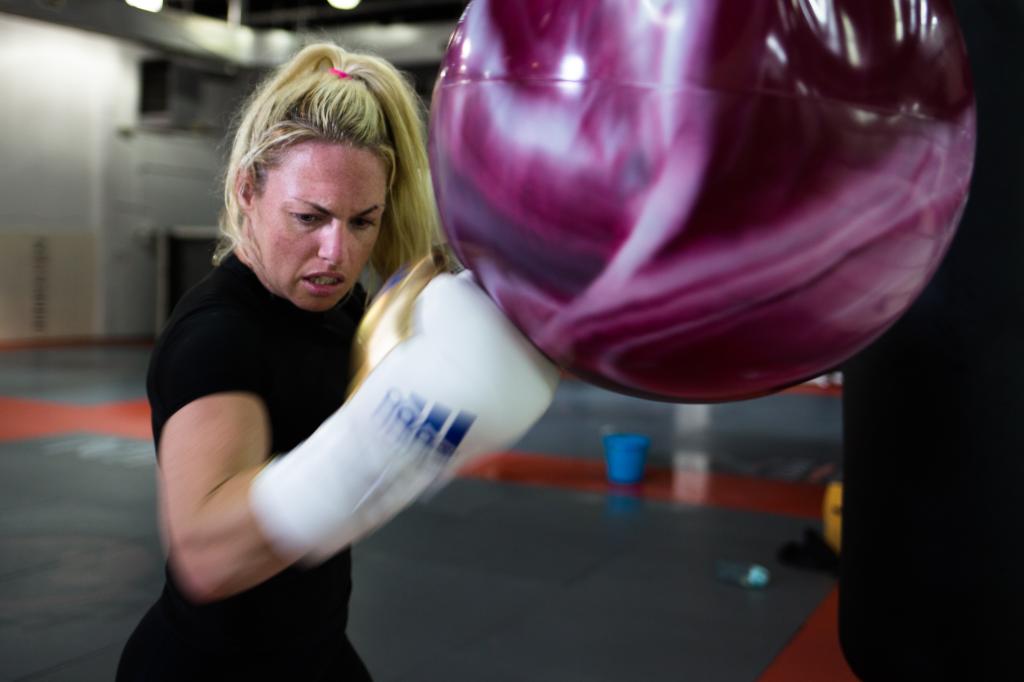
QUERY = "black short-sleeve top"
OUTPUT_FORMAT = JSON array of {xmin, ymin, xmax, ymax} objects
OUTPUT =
[{"xmin": 146, "ymin": 253, "xmax": 366, "ymax": 656}]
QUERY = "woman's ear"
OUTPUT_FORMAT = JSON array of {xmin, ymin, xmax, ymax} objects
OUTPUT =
[{"xmin": 236, "ymin": 172, "xmax": 256, "ymax": 212}]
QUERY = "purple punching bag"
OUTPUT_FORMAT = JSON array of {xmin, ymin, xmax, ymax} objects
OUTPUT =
[{"xmin": 429, "ymin": 0, "xmax": 975, "ymax": 402}]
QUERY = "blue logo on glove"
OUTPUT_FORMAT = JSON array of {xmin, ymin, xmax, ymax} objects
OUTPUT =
[{"xmin": 376, "ymin": 389, "xmax": 476, "ymax": 457}]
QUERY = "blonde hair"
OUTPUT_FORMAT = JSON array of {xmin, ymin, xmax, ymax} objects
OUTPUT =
[{"xmin": 217, "ymin": 42, "xmax": 440, "ymax": 282}]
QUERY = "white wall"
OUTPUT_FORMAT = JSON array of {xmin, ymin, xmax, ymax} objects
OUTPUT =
[
  {"xmin": 104, "ymin": 128, "xmax": 225, "ymax": 337},
  {"xmin": 0, "ymin": 12, "xmax": 227, "ymax": 341}
]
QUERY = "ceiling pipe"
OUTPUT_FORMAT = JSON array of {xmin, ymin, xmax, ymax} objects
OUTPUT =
[
  {"xmin": 245, "ymin": 0, "xmax": 466, "ymax": 27},
  {"xmin": 0, "ymin": 0, "xmax": 455, "ymax": 67}
]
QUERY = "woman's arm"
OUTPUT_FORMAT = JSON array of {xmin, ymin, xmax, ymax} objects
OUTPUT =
[
  {"xmin": 157, "ymin": 391, "xmax": 291, "ymax": 603},
  {"xmin": 157, "ymin": 271, "xmax": 559, "ymax": 601}
]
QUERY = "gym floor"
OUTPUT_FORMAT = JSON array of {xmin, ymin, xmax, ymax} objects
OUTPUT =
[{"xmin": 0, "ymin": 345, "xmax": 856, "ymax": 681}]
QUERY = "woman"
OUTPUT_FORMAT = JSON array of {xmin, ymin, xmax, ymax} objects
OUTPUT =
[{"xmin": 117, "ymin": 43, "xmax": 439, "ymax": 680}]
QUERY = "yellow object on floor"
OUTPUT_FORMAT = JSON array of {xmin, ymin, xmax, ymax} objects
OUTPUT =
[{"xmin": 823, "ymin": 481, "xmax": 843, "ymax": 555}]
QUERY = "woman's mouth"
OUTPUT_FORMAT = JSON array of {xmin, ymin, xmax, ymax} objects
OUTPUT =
[{"xmin": 302, "ymin": 274, "xmax": 345, "ymax": 296}]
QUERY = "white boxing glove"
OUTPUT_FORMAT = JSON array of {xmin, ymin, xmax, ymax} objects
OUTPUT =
[{"xmin": 249, "ymin": 259, "xmax": 560, "ymax": 564}]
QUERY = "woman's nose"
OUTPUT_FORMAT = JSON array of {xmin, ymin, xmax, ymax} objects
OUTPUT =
[{"xmin": 317, "ymin": 222, "xmax": 346, "ymax": 264}]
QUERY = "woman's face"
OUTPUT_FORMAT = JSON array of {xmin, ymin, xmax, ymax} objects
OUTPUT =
[{"xmin": 238, "ymin": 140, "xmax": 387, "ymax": 312}]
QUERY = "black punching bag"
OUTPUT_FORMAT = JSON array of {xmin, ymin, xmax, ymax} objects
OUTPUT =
[{"xmin": 840, "ymin": 1, "xmax": 1024, "ymax": 679}]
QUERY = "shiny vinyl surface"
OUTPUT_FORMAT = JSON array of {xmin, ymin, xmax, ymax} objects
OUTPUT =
[{"xmin": 429, "ymin": 0, "xmax": 976, "ymax": 402}]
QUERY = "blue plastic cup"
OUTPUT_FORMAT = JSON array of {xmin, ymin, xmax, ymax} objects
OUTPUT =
[{"xmin": 602, "ymin": 433, "xmax": 650, "ymax": 485}]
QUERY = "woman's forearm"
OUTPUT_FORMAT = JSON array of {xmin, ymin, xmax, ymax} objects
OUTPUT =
[
  {"xmin": 162, "ymin": 466, "xmax": 292, "ymax": 603},
  {"xmin": 156, "ymin": 392, "xmax": 294, "ymax": 604}
]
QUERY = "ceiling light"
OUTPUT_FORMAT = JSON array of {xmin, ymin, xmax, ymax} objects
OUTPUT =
[
  {"xmin": 126, "ymin": 0, "xmax": 163, "ymax": 11},
  {"xmin": 328, "ymin": 0, "xmax": 362, "ymax": 9}
]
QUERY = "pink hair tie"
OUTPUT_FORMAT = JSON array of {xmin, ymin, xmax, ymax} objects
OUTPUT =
[{"xmin": 329, "ymin": 67, "xmax": 351, "ymax": 79}]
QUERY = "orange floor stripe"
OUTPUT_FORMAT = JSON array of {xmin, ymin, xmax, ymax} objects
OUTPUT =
[
  {"xmin": 757, "ymin": 587, "xmax": 857, "ymax": 681},
  {"xmin": 2, "ymin": 401, "xmax": 824, "ymax": 519},
  {"xmin": 460, "ymin": 451, "xmax": 826, "ymax": 519},
  {"xmin": 0, "ymin": 397, "xmax": 152, "ymax": 441},
  {"xmin": 0, "ymin": 337, "xmax": 153, "ymax": 351},
  {"xmin": 784, "ymin": 383, "xmax": 842, "ymax": 398}
]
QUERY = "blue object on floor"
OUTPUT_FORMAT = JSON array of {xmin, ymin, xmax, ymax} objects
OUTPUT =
[
  {"xmin": 602, "ymin": 433, "xmax": 650, "ymax": 484},
  {"xmin": 715, "ymin": 560, "xmax": 772, "ymax": 589}
]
